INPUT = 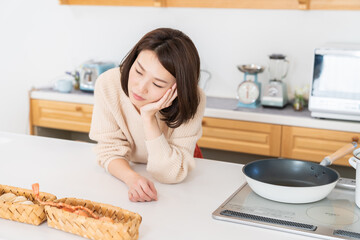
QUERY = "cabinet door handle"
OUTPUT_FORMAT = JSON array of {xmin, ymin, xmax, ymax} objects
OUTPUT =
[
  {"xmin": 75, "ymin": 106, "xmax": 82, "ymax": 111},
  {"xmin": 153, "ymin": 0, "xmax": 165, "ymax": 7},
  {"xmin": 298, "ymin": 0, "xmax": 309, "ymax": 10}
]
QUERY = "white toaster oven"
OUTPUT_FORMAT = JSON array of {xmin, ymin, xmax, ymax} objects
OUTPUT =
[{"xmin": 309, "ymin": 44, "xmax": 360, "ymax": 121}]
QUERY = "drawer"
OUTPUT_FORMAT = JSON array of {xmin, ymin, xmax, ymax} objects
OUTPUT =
[
  {"xmin": 281, "ymin": 126, "xmax": 359, "ymax": 166},
  {"xmin": 30, "ymin": 99, "xmax": 93, "ymax": 133},
  {"xmin": 198, "ymin": 117, "xmax": 282, "ymax": 156}
]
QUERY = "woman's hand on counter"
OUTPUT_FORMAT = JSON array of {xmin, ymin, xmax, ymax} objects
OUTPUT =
[
  {"xmin": 126, "ymin": 172, "xmax": 158, "ymax": 202},
  {"xmin": 108, "ymin": 158, "xmax": 158, "ymax": 202}
]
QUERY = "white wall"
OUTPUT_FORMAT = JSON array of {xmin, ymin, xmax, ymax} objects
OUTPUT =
[{"xmin": 1, "ymin": 0, "xmax": 360, "ymax": 134}]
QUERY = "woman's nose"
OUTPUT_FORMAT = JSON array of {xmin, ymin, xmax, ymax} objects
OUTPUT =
[{"xmin": 137, "ymin": 79, "xmax": 148, "ymax": 94}]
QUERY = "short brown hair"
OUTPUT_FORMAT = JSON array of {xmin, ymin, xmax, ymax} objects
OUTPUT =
[{"xmin": 120, "ymin": 28, "xmax": 201, "ymax": 128}]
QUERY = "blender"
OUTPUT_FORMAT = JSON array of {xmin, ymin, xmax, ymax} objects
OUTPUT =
[{"xmin": 261, "ymin": 54, "xmax": 289, "ymax": 108}]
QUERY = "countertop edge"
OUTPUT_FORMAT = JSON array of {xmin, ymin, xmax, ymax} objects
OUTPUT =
[
  {"xmin": 31, "ymin": 90, "xmax": 94, "ymax": 105},
  {"xmin": 204, "ymin": 108, "xmax": 360, "ymax": 133},
  {"xmin": 30, "ymin": 90, "xmax": 360, "ymax": 133}
]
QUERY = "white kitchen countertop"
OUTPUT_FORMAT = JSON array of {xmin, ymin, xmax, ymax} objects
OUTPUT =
[
  {"xmin": 0, "ymin": 132, "xmax": 319, "ymax": 240},
  {"xmin": 30, "ymin": 88, "xmax": 360, "ymax": 133}
]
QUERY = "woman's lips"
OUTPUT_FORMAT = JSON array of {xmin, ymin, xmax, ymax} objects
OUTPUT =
[{"xmin": 132, "ymin": 92, "xmax": 145, "ymax": 101}]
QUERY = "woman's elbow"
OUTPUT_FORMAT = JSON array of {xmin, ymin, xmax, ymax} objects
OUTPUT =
[{"xmin": 146, "ymin": 155, "xmax": 196, "ymax": 184}]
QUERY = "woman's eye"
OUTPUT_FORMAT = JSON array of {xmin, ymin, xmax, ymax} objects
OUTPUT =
[
  {"xmin": 153, "ymin": 83, "xmax": 163, "ymax": 88},
  {"xmin": 135, "ymin": 69, "xmax": 142, "ymax": 75}
]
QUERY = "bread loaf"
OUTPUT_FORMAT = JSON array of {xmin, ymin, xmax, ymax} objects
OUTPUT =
[
  {"xmin": 0, "ymin": 193, "xmax": 16, "ymax": 202},
  {"xmin": 0, "ymin": 192, "xmax": 34, "ymax": 205}
]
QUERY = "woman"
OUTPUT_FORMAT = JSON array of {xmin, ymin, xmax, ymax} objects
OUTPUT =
[{"xmin": 89, "ymin": 28, "xmax": 206, "ymax": 202}]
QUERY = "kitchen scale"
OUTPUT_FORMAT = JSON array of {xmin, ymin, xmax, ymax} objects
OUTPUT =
[
  {"xmin": 261, "ymin": 54, "xmax": 289, "ymax": 108},
  {"xmin": 213, "ymin": 179, "xmax": 360, "ymax": 240},
  {"xmin": 236, "ymin": 64, "xmax": 264, "ymax": 108}
]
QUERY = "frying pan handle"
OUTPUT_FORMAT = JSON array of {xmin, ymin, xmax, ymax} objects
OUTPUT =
[{"xmin": 320, "ymin": 142, "xmax": 358, "ymax": 166}]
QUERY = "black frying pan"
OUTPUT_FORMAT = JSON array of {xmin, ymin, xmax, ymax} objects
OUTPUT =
[{"xmin": 242, "ymin": 142, "xmax": 357, "ymax": 203}]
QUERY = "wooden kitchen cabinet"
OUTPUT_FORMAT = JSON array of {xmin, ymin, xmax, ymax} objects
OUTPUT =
[
  {"xmin": 29, "ymin": 98, "xmax": 359, "ymax": 167},
  {"xmin": 58, "ymin": 0, "xmax": 360, "ymax": 10},
  {"xmin": 30, "ymin": 100, "xmax": 282, "ymax": 157},
  {"xmin": 198, "ymin": 117, "xmax": 282, "ymax": 157},
  {"xmin": 310, "ymin": 0, "xmax": 360, "ymax": 10},
  {"xmin": 58, "ymin": 0, "xmax": 166, "ymax": 7},
  {"xmin": 165, "ymin": 0, "xmax": 306, "ymax": 10},
  {"xmin": 281, "ymin": 126, "xmax": 359, "ymax": 166},
  {"xmin": 30, "ymin": 99, "xmax": 93, "ymax": 134}
]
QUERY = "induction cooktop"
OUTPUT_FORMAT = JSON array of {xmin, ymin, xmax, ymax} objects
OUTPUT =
[{"xmin": 213, "ymin": 178, "xmax": 359, "ymax": 240}]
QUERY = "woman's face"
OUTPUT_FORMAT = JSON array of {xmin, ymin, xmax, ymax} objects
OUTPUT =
[{"xmin": 128, "ymin": 50, "xmax": 176, "ymax": 111}]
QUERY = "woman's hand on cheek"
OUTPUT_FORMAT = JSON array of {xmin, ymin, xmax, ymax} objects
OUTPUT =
[
  {"xmin": 140, "ymin": 84, "xmax": 177, "ymax": 119},
  {"xmin": 126, "ymin": 173, "xmax": 158, "ymax": 202}
]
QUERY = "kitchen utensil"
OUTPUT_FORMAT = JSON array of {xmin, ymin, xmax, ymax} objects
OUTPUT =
[
  {"xmin": 238, "ymin": 64, "xmax": 264, "ymax": 74},
  {"xmin": 349, "ymin": 147, "xmax": 360, "ymax": 208},
  {"xmin": 268, "ymin": 54, "xmax": 289, "ymax": 81},
  {"xmin": 79, "ymin": 61, "xmax": 116, "ymax": 92},
  {"xmin": 236, "ymin": 64, "xmax": 265, "ymax": 108},
  {"xmin": 261, "ymin": 54, "xmax": 289, "ymax": 108},
  {"xmin": 199, "ymin": 69, "xmax": 211, "ymax": 92},
  {"xmin": 54, "ymin": 79, "xmax": 73, "ymax": 93},
  {"xmin": 243, "ymin": 142, "xmax": 358, "ymax": 204}
]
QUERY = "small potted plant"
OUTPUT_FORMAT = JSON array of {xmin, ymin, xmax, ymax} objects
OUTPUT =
[
  {"xmin": 293, "ymin": 85, "xmax": 309, "ymax": 111},
  {"xmin": 66, "ymin": 71, "xmax": 80, "ymax": 90}
]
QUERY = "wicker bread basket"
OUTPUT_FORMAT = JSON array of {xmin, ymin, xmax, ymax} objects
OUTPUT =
[
  {"xmin": 0, "ymin": 184, "xmax": 57, "ymax": 225},
  {"xmin": 45, "ymin": 198, "xmax": 142, "ymax": 240}
]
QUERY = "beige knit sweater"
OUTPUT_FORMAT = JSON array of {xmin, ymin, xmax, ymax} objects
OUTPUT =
[{"xmin": 89, "ymin": 68, "xmax": 206, "ymax": 184}]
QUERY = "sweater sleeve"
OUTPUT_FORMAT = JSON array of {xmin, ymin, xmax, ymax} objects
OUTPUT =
[
  {"xmin": 89, "ymin": 73, "xmax": 131, "ymax": 172},
  {"xmin": 145, "ymin": 89, "xmax": 206, "ymax": 184}
]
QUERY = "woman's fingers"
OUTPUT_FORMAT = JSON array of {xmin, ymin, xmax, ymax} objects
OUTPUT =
[
  {"xmin": 168, "ymin": 90, "xmax": 178, "ymax": 105},
  {"xmin": 140, "ymin": 83, "xmax": 177, "ymax": 115},
  {"xmin": 140, "ymin": 181, "xmax": 157, "ymax": 201},
  {"xmin": 157, "ymin": 88, "xmax": 172, "ymax": 108},
  {"xmin": 135, "ymin": 185, "xmax": 152, "ymax": 202},
  {"xmin": 148, "ymin": 181, "xmax": 158, "ymax": 200},
  {"xmin": 130, "ymin": 188, "xmax": 148, "ymax": 202},
  {"xmin": 162, "ymin": 84, "xmax": 177, "ymax": 108},
  {"xmin": 128, "ymin": 179, "xmax": 157, "ymax": 202},
  {"xmin": 129, "ymin": 189, "xmax": 140, "ymax": 202}
]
